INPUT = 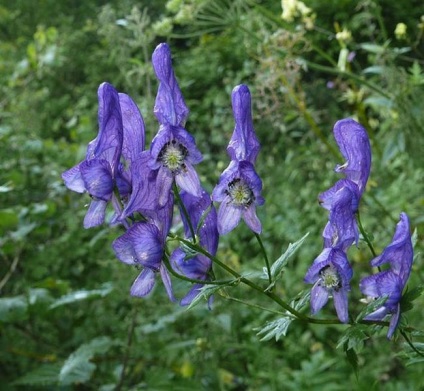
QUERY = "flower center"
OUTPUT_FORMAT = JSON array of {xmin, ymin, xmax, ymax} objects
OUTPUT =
[
  {"xmin": 226, "ymin": 178, "xmax": 254, "ymax": 207},
  {"xmin": 158, "ymin": 140, "xmax": 188, "ymax": 173},
  {"xmin": 319, "ymin": 265, "xmax": 341, "ymax": 291}
]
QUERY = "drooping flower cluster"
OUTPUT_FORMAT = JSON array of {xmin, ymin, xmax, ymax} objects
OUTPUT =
[
  {"xmin": 62, "ymin": 43, "xmax": 265, "ymax": 305},
  {"xmin": 360, "ymin": 212, "xmax": 413, "ymax": 339},
  {"xmin": 212, "ymin": 85, "xmax": 264, "ymax": 235},
  {"xmin": 305, "ymin": 119, "xmax": 371, "ymax": 323}
]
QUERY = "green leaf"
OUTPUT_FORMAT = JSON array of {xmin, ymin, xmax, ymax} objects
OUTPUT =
[
  {"xmin": 359, "ymin": 43, "xmax": 386, "ymax": 54},
  {"xmin": 0, "ymin": 295, "xmax": 28, "ymax": 322},
  {"xmin": 49, "ymin": 282, "xmax": 113, "ymax": 309},
  {"xmin": 265, "ymin": 233, "xmax": 309, "ymax": 290},
  {"xmin": 401, "ymin": 284, "xmax": 424, "ymax": 313},
  {"xmin": 255, "ymin": 316, "xmax": 294, "ymax": 341},
  {"xmin": 12, "ymin": 363, "xmax": 62, "ymax": 386},
  {"xmin": 59, "ymin": 336, "xmax": 115, "ymax": 386},
  {"xmin": 345, "ymin": 348, "xmax": 359, "ymax": 374},
  {"xmin": 186, "ymin": 284, "xmax": 223, "ymax": 310},
  {"xmin": 337, "ymin": 325, "xmax": 369, "ymax": 351}
]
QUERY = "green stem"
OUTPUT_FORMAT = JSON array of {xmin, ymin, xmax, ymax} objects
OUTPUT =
[
  {"xmin": 220, "ymin": 292, "xmax": 285, "ymax": 316},
  {"xmin": 400, "ymin": 329, "xmax": 424, "ymax": 357},
  {"xmin": 172, "ymin": 182, "xmax": 196, "ymax": 242},
  {"xmin": 255, "ymin": 233, "xmax": 272, "ymax": 285},
  {"xmin": 356, "ymin": 211, "xmax": 377, "ymax": 258}
]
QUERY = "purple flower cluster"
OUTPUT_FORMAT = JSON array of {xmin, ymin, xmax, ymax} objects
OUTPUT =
[
  {"xmin": 62, "ymin": 43, "xmax": 263, "ymax": 305},
  {"xmin": 305, "ymin": 120, "xmax": 414, "ymax": 337},
  {"xmin": 305, "ymin": 119, "xmax": 371, "ymax": 323}
]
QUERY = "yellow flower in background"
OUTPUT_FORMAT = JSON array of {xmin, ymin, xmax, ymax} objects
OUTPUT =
[{"xmin": 395, "ymin": 22, "xmax": 407, "ymax": 39}]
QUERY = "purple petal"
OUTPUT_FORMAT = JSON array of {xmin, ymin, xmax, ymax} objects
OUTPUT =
[
  {"xmin": 160, "ymin": 264, "xmax": 176, "ymax": 302},
  {"xmin": 120, "ymin": 152, "xmax": 160, "ymax": 219},
  {"xmin": 242, "ymin": 204, "xmax": 262, "ymax": 234},
  {"xmin": 333, "ymin": 289, "xmax": 349, "ymax": 323},
  {"xmin": 227, "ymin": 84, "xmax": 260, "ymax": 163},
  {"xmin": 319, "ymin": 179, "xmax": 359, "ymax": 212},
  {"xmin": 119, "ymin": 93, "xmax": 145, "ymax": 163},
  {"xmin": 90, "ymin": 83, "xmax": 123, "ymax": 175},
  {"xmin": 180, "ymin": 284, "xmax": 204, "ymax": 306},
  {"xmin": 175, "ymin": 163, "xmax": 202, "ymax": 198},
  {"xmin": 310, "ymin": 283, "xmax": 329, "ymax": 314},
  {"xmin": 333, "ymin": 118, "xmax": 371, "ymax": 194},
  {"xmin": 387, "ymin": 303, "xmax": 401, "ymax": 339},
  {"xmin": 62, "ymin": 163, "xmax": 85, "ymax": 193},
  {"xmin": 156, "ymin": 167, "xmax": 174, "ymax": 207},
  {"xmin": 112, "ymin": 222, "xmax": 163, "ymax": 269},
  {"xmin": 217, "ymin": 199, "xmax": 242, "ymax": 235},
  {"xmin": 152, "ymin": 43, "xmax": 189, "ymax": 126},
  {"xmin": 370, "ymin": 212, "xmax": 413, "ymax": 285},
  {"xmin": 83, "ymin": 199, "xmax": 107, "ymax": 228},
  {"xmin": 80, "ymin": 159, "xmax": 113, "ymax": 201},
  {"xmin": 130, "ymin": 269, "xmax": 156, "ymax": 297}
]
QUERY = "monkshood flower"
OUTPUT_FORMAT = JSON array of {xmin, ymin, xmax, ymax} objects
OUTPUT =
[
  {"xmin": 112, "ymin": 193, "xmax": 175, "ymax": 301},
  {"xmin": 62, "ymin": 82, "xmax": 123, "ymax": 228},
  {"xmin": 321, "ymin": 184, "xmax": 359, "ymax": 251},
  {"xmin": 171, "ymin": 189, "xmax": 218, "ymax": 306},
  {"xmin": 359, "ymin": 213, "xmax": 413, "ymax": 339},
  {"xmin": 226, "ymin": 84, "xmax": 260, "ymax": 164},
  {"xmin": 115, "ymin": 92, "xmax": 146, "ymax": 199},
  {"xmin": 212, "ymin": 85, "xmax": 264, "ymax": 235},
  {"xmin": 149, "ymin": 43, "xmax": 203, "ymax": 206},
  {"xmin": 304, "ymin": 248, "xmax": 353, "ymax": 323},
  {"xmin": 212, "ymin": 160, "xmax": 264, "ymax": 235},
  {"xmin": 333, "ymin": 118, "xmax": 371, "ymax": 197}
]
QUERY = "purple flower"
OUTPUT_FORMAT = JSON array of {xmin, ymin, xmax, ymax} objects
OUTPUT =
[
  {"xmin": 304, "ymin": 248, "xmax": 353, "ymax": 323},
  {"xmin": 115, "ymin": 92, "xmax": 146, "ymax": 198},
  {"xmin": 359, "ymin": 213, "xmax": 413, "ymax": 339},
  {"xmin": 62, "ymin": 82, "xmax": 123, "ymax": 228},
  {"xmin": 212, "ymin": 85, "xmax": 264, "ymax": 235},
  {"xmin": 149, "ymin": 43, "xmax": 203, "ymax": 205},
  {"xmin": 212, "ymin": 160, "xmax": 264, "ymax": 235},
  {"xmin": 227, "ymin": 85, "xmax": 260, "ymax": 164},
  {"xmin": 112, "ymin": 194, "xmax": 175, "ymax": 301},
  {"xmin": 321, "ymin": 184, "xmax": 359, "ymax": 251},
  {"xmin": 171, "ymin": 189, "xmax": 219, "ymax": 306},
  {"xmin": 333, "ymin": 118, "xmax": 371, "ymax": 196}
]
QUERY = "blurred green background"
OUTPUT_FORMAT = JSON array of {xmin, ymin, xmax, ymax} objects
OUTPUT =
[{"xmin": 1, "ymin": 0, "xmax": 424, "ymax": 389}]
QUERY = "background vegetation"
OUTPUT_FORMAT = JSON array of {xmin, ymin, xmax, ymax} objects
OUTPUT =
[{"xmin": 1, "ymin": 0, "xmax": 424, "ymax": 389}]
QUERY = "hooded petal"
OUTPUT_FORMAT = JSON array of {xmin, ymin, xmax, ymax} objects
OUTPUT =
[
  {"xmin": 152, "ymin": 43, "xmax": 189, "ymax": 126},
  {"xmin": 130, "ymin": 268, "xmax": 156, "ymax": 297},
  {"xmin": 370, "ymin": 212, "xmax": 413, "ymax": 285},
  {"xmin": 119, "ymin": 93, "xmax": 145, "ymax": 164},
  {"xmin": 333, "ymin": 118, "xmax": 371, "ymax": 194},
  {"xmin": 89, "ymin": 83, "xmax": 123, "ymax": 175},
  {"xmin": 227, "ymin": 84, "xmax": 260, "ymax": 163}
]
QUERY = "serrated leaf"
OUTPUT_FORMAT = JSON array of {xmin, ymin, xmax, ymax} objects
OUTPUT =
[
  {"xmin": 266, "ymin": 233, "xmax": 309, "ymax": 289},
  {"xmin": 356, "ymin": 295, "xmax": 388, "ymax": 322},
  {"xmin": 49, "ymin": 283, "xmax": 113, "ymax": 309},
  {"xmin": 12, "ymin": 363, "xmax": 62, "ymax": 386},
  {"xmin": 401, "ymin": 285, "xmax": 424, "ymax": 312},
  {"xmin": 59, "ymin": 336, "xmax": 115, "ymax": 386},
  {"xmin": 345, "ymin": 348, "xmax": 359, "ymax": 374},
  {"xmin": 337, "ymin": 326, "xmax": 368, "ymax": 351},
  {"xmin": 186, "ymin": 284, "xmax": 223, "ymax": 310},
  {"xmin": 255, "ymin": 317, "xmax": 293, "ymax": 341}
]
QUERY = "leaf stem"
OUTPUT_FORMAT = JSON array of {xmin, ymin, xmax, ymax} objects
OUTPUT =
[{"xmin": 255, "ymin": 233, "xmax": 272, "ymax": 285}]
